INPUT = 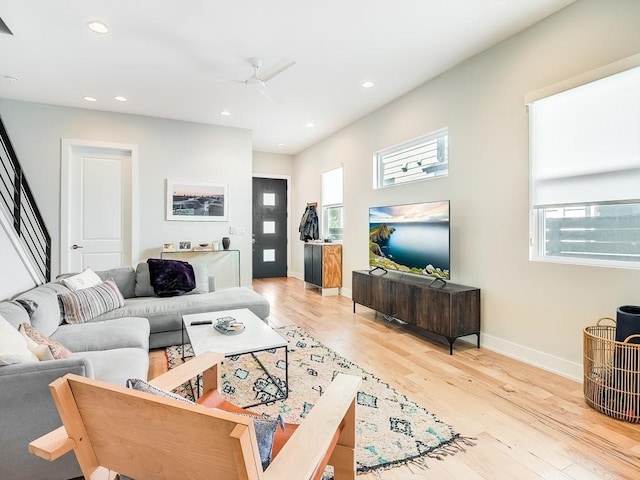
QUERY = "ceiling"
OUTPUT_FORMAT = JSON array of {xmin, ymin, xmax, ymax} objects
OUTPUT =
[{"xmin": 0, "ymin": 0, "xmax": 575, "ymax": 155}]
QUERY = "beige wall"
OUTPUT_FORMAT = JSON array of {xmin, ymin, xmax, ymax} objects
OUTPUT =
[
  {"xmin": 292, "ymin": 0, "xmax": 640, "ymax": 379},
  {"xmin": 253, "ymin": 151, "xmax": 294, "ymax": 177},
  {"xmin": 0, "ymin": 100, "xmax": 254, "ymax": 288}
]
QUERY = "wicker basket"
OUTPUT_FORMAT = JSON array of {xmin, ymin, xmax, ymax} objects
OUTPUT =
[{"xmin": 583, "ymin": 317, "xmax": 640, "ymax": 423}]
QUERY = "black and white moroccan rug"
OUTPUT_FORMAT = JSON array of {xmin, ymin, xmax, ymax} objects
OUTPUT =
[{"xmin": 166, "ymin": 325, "xmax": 473, "ymax": 475}]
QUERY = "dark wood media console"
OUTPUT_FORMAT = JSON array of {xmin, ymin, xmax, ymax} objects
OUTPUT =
[{"xmin": 352, "ymin": 270, "xmax": 481, "ymax": 354}]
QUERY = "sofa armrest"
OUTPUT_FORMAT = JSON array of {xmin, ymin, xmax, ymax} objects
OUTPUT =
[
  {"xmin": 149, "ymin": 351, "xmax": 223, "ymax": 395},
  {"xmin": 0, "ymin": 357, "xmax": 94, "ymax": 382},
  {"xmin": 0, "ymin": 358, "xmax": 93, "ymax": 480}
]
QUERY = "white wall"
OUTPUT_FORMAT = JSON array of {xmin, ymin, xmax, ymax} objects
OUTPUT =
[
  {"xmin": 0, "ymin": 212, "xmax": 38, "ymax": 301},
  {"xmin": 292, "ymin": 0, "xmax": 640, "ymax": 379},
  {"xmin": 0, "ymin": 99, "xmax": 254, "ymax": 289}
]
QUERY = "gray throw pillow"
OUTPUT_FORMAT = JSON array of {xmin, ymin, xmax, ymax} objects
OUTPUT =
[
  {"xmin": 126, "ymin": 378, "xmax": 195, "ymax": 404},
  {"xmin": 250, "ymin": 417, "xmax": 278, "ymax": 470}
]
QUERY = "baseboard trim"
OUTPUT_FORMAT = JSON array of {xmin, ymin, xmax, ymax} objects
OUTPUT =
[
  {"xmin": 472, "ymin": 333, "xmax": 583, "ymax": 382},
  {"xmin": 290, "ymin": 274, "xmax": 582, "ymax": 381}
]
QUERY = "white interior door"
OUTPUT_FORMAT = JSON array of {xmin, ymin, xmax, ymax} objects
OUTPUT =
[{"xmin": 61, "ymin": 139, "xmax": 138, "ymax": 273}]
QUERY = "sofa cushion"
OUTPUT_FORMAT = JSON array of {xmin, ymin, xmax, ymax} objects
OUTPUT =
[
  {"xmin": 134, "ymin": 262, "xmax": 155, "ymax": 297},
  {"xmin": 51, "ymin": 317, "xmax": 150, "ymax": 353},
  {"xmin": 96, "ymin": 267, "xmax": 136, "ymax": 299},
  {"xmin": 190, "ymin": 264, "xmax": 209, "ymax": 294},
  {"xmin": 0, "ymin": 301, "xmax": 30, "ymax": 329},
  {"xmin": 90, "ymin": 287, "xmax": 270, "ymax": 335},
  {"xmin": 0, "ymin": 314, "xmax": 39, "ymax": 365},
  {"xmin": 147, "ymin": 258, "xmax": 195, "ymax": 297},
  {"xmin": 60, "ymin": 268, "xmax": 102, "ymax": 291},
  {"xmin": 59, "ymin": 279, "xmax": 125, "ymax": 324},
  {"xmin": 15, "ymin": 285, "xmax": 62, "ymax": 336},
  {"xmin": 19, "ymin": 323, "xmax": 73, "ymax": 360},
  {"xmin": 75, "ymin": 347, "xmax": 149, "ymax": 385}
]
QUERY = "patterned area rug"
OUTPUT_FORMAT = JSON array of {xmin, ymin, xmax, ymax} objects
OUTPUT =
[{"xmin": 166, "ymin": 325, "xmax": 473, "ymax": 475}]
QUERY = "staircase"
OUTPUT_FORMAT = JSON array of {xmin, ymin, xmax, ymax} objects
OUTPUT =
[{"xmin": 0, "ymin": 115, "xmax": 51, "ymax": 283}]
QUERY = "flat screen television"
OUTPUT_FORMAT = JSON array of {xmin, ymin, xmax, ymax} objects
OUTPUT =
[{"xmin": 369, "ymin": 200, "xmax": 450, "ymax": 279}]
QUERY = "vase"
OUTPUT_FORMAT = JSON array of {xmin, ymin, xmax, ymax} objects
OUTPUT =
[
  {"xmin": 222, "ymin": 237, "xmax": 230, "ymax": 250},
  {"xmin": 616, "ymin": 305, "xmax": 640, "ymax": 344}
]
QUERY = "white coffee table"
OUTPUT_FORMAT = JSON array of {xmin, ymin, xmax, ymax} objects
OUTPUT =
[{"xmin": 181, "ymin": 308, "xmax": 288, "ymax": 407}]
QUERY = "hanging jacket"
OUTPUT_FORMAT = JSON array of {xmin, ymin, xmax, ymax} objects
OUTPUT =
[{"xmin": 299, "ymin": 205, "xmax": 319, "ymax": 242}]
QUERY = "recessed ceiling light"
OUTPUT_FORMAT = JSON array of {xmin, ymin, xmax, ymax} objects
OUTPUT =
[
  {"xmin": 277, "ymin": 143, "xmax": 284, "ymax": 147},
  {"xmin": 83, "ymin": 96, "xmax": 97, "ymax": 102},
  {"xmin": 87, "ymin": 21, "xmax": 109, "ymax": 34},
  {"xmin": 114, "ymin": 96, "xmax": 127, "ymax": 102},
  {"xmin": 220, "ymin": 110, "xmax": 231, "ymax": 116},
  {"xmin": 4, "ymin": 75, "xmax": 17, "ymax": 83},
  {"xmin": 362, "ymin": 81, "xmax": 375, "ymax": 88},
  {"xmin": 306, "ymin": 122, "xmax": 314, "ymax": 128}
]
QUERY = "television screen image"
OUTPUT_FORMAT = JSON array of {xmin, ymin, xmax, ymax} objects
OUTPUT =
[{"xmin": 369, "ymin": 200, "xmax": 450, "ymax": 279}]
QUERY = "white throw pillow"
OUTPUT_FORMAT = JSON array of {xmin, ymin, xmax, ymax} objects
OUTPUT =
[
  {"xmin": 60, "ymin": 268, "xmax": 102, "ymax": 291},
  {"xmin": 0, "ymin": 314, "xmax": 39, "ymax": 365},
  {"xmin": 20, "ymin": 328, "xmax": 55, "ymax": 361}
]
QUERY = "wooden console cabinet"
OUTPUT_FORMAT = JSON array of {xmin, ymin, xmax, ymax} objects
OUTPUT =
[
  {"xmin": 352, "ymin": 270, "xmax": 480, "ymax": 354},
  {"xmin": 304, "ymin": 243, "xmax": 342, "ymax": 295}
]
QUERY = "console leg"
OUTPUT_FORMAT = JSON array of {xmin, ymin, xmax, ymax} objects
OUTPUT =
[
  {"xmin": 353, "ymin": 302, "xmax": 356, "ymax": 313},
  {"xmin": 476, "ymin": 332, "xmax": 481, "ymax": 349},
  {"xmin": 446, "ymin": 337, "xmax": 455, "ymax": 355}
]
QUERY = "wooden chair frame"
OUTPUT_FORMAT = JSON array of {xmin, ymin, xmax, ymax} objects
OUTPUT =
[{"xmin": 29, "ymin": 351, "xmax": 361, "ymax": 480}]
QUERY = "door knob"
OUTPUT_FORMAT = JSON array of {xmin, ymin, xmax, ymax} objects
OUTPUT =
[{"xmin": 71, "ymin": 244, "xmax": 84, "ymax": 250}]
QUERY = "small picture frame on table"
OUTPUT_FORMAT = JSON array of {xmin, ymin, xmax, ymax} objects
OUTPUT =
[
  {"xmin": 178, "ymin": 241, "xmax": 192, "ymax": 252},
  {"xmin": 162, "ymin": 242, "xmax": 176, "ymax": 253}
]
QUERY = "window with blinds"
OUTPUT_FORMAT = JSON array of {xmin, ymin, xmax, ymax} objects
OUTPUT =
[
  {"xmin": 374, "ymin": 128, "xmax": 448, "ymax": 188},
  {"xmin": 322, "ymin": 167, "xmax": 343, "ymax": 241},
  {"xmin": 528, "ymin": 62, "xmax": 640, "ymax": 268}
]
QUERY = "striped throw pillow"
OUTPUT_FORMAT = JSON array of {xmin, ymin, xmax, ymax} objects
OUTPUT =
[{"xmin": 58, "ymin": 279, "xmax": 125, "ymax": 324}]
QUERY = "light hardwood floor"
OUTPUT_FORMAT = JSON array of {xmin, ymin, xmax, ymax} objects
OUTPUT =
[{"xmin": 148, "ymin": 277, "xmax": 640, "ymax": 479}]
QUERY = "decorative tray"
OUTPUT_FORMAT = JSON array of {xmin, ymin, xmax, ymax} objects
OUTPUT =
[{"xmin": 214, "ymin": 317, "xmax": 245, "ymax": 336}]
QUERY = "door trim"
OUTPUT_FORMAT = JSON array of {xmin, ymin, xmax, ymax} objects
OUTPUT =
[
  {"xmin": 252, "ymin": 173, "xmax": 291, "ymax": 277},
  {"xmin": 60, "ymin": 138, "xmax": 139, "ymax": 273}
]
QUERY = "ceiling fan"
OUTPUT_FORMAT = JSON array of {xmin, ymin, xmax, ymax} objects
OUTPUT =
[{"xmin": 237, "ymin": 57, "xmax": 296, "ymax": 103}]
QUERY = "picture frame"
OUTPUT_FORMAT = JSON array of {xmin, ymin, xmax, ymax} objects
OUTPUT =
[
  {"xmin": 166, "ymin": 179, "xmax": 228, "ymax": 222},
  {"xmin": 162, "ymin": 242, "xmax": 176, "ymax": 253},
  {"xmin": 178, "ymin": 241, "xmax": 192, "ymax": 251}
]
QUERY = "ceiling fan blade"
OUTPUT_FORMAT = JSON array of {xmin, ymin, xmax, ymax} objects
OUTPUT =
[
  {"xmin": 258, "ymin": 84, "xmax": 279, "ymax": 104},
  {"xmin": 261, "ymin": 59, "xmax": 296, "ymax": 83}
]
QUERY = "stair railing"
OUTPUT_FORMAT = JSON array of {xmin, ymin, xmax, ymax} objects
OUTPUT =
[{"xmin": 0, "ymin": 115, "xmax": 51, "ymax": 282}]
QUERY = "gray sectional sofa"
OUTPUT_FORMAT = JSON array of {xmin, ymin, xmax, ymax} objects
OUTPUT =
[
  {"xmin": 88, "ymin": 263, "xmax": 270, "ymax": 349},
  {"xmin": 0, "ymin": 262, "xmax": 270, "ymax": 480}
]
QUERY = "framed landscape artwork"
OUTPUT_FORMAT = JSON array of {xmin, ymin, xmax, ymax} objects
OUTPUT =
[{"xmin": 166, "ymin": 179, "xmax": 228, "ymax": 222}]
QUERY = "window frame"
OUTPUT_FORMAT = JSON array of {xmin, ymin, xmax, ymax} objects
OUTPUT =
[
  {"xmin": 373, "ymin": 128, "xmax": 448, "ymax": 189},
  {"xmin": 527, "ymin": 55, "xmax": 640, "ymax": 270},
  {"xmin": 321, "ymin": 167, "xmax": 344, "ymax": 242}
]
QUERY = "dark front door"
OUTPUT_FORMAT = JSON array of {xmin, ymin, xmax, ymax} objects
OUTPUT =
[{"xmin": 252, "ymin": 177, "xmax": 288, "ymax": 278}]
